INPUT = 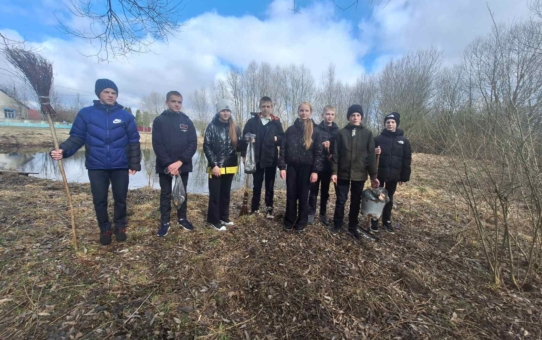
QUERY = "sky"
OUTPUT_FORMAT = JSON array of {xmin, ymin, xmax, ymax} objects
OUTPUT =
[{"xmin": 0, "ymin": 0, "xmax": 534, "ymax": 109}]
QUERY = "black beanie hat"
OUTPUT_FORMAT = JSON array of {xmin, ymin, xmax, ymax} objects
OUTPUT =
[
  {"xmin": 384, "ymin": 112, "xmax": 400, "ymax": 127},
  {"xmin": 347, "ymin": 104, "xmax": 363, "ymax": 120},
  {"xmin": 95, "ymin": 79, "xmax": 119, "ymax": 97}
]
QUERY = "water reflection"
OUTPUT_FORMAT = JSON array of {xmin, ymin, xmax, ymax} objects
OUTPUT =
[{"xmin": 0, "ymin": 148, "xmax": 285, "ymax": 194}]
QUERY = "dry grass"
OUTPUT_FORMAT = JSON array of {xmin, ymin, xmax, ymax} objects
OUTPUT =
[{"xmin": 0, "ymin": 153, "xmax": 540, "ymax": 339}]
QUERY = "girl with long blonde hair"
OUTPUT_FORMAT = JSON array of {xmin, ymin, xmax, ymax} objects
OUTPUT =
[{"xmin": 277, "ymin": 102, "xmax": 323, "ymax": 232}]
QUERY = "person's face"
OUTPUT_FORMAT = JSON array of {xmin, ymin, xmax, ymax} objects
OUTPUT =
[
  {"xmin": 99, "ymin": 88, "xmax": 118, "ymax": 105},
  {"xmin": 298, "ymin": 104, "xmax": 312, "ymax": 120},
  {"xmin": 218, "ymin": 109, "xmax": 231, "ymax": 122},
  {"xmin": 349, "ymin": 112, "xmax": 362, "ymax": 126},
  {"xmin": 166, "ymin": 95, "xmax": 183, "ymax": 112},
  {"xmin": 260, "ymin": 101, "xmax": 273, "ymax": 117},
  {"xmin": 322, "ymin": 110, "xmax": 336, "ymax": 124},
  {"xmin": 385, "ymin": 119, "xmax": 397, "ymax": 132}
]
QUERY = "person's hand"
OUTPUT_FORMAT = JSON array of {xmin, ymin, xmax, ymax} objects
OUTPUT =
[
  {"xmin": 50, "ymin": 149, "xmax": 64, "ymax": 160},
  {"xmin": 399, "ymin": 181, "xmax": 406, "ymax": 186},
  {"xmin": 170, "ymin": 168, "xmax": 180, "ymax": 176},
  {"xmin": 168, "ymin": 161, "xmax": 182, "ymax": 174},
  {"xmin": 331, "ymin": 175, "xmax": 337, "ymax": 183},
  {"xmin": 280, "ymin": 170, "xmax": 286, "ymax": 179},
  {"xmin": 371, "ymin": 177, "xmax": 380, "ymax": 188},
  {"xmin": 322, "ymin": 141, "xmax": 330, "ymax": 148},
  {"xmin": 310, "ymin": 172, "xmax": 318, "ymax": 183},
  {"xmin": 212, "ymin": 166, "xmax": 221, "ymax": 177},
  {"xmin": 274, "ymin": 136, "xmax": 277, "ymax": 142},
  {"xmin": 129, "ymin": 169, "xmax": 137, "ymax": 175},
  {"xmin": 375, "ymin": 146, "xmax": 381, "ymax": 155},
  {"xmin": 242, "ymin": 157, "xmax": 246, "ymax": 164}
]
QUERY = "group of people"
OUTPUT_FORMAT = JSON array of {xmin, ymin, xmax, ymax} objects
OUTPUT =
[{"xmin": 51, "ymin": 79, "xmax": 412, "ymax": 245}]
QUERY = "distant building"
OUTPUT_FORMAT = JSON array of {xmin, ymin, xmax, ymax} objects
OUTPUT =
[
  {"xmin": 0, "ymin": 90, "xmax": 29, "ymax": 119},
  {"xmin": 27, "ymin": 109, "xmax": 42, "ymax": 120}
]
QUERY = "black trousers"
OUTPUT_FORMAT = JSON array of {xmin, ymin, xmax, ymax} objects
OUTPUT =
[
  {"xmin": 308, "ymin": 171, "xmax": 332, "ymax": 216},
  {"xmin": 207, "ymin": 174, "xmax": 234, "ymax": 224},
  {"xmin": 333, "ymin": 179, "xmax": 365, "ymax": 229},
  {"xmin": 159, "ymin": 172, "xmax": 189, "ymax": 224},
  {"xmin": 251, "ymin": 163, "xmax": 277, "ymax": 211},
  {"xmin": 379, "ymin": 179, "xmax": 398, "ymax": 223},
  {"xmin": 284, "ymin": 165, "xmax": 312, "ymax": 228},
  {"xmin": 88, "ymin": 169, "xmax": 129, "ymax": 231}
]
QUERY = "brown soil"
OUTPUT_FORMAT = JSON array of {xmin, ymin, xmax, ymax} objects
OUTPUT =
[{"xmin": 0, "ymin": 154, "xmax": 540, "ymax": 339}]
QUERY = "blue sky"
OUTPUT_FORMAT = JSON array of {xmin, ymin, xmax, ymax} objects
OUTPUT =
[{"xmin": 0, "ymin": 0, "xmax": 532, "ymax": 107}]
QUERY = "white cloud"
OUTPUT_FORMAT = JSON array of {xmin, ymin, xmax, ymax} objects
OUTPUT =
[
  {"xmin": 0, "ymin": 0, "xmax": 535, "ymax": 110},
  {"xmin": 360, "ymin": 0, "xmax": 532, "ymax": 67}
]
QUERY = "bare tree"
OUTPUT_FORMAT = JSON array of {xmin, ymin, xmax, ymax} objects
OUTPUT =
[
  {"xmin": 58, "ymin": 0, "xmax": 184, "ymax": 61},
  {"xmin": 139, "ymin": 91, "xmax": 165, "ymax": 126},
  {"xmin": 188, "ymin": 88, "xmax": 211, "ymax": 136}
]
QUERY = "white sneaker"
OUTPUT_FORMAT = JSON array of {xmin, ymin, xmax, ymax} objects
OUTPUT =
[
  {"xmin": 209, "ymin": 223, "xmax": 227, "ymax": 231},
  {"xmin": 220, "ymin": 219, "xmax": 234, "ymax": 226}
]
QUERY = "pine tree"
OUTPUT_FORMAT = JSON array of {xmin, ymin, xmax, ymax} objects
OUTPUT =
[{"xmin": 135, "ymin": 109, "xmax": 142, "ymax": 126}]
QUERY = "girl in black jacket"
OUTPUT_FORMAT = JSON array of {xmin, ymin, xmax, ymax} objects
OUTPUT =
[
  {"xmin": 278, "ymin": 102, "xmax": 323, "ymax": 232},
  {"xmin": 203, "ymin": 99, "xmax": 245, "ymax": 231},
  {"xmin": 372, "ymin": 112, "xmax": 412, "ymax": 233}
]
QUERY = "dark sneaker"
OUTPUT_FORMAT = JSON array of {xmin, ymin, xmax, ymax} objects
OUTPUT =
[
  {"xmin": 178, "ymin": 218, "xmax": 194, "ymax": 231},
  {"xmin": 114, "ymin": 227, "xmax": 127, "ymax": 242},
  {"xmin": 100, "ymin": 230, "xmax": 112, "ymax": 245},
  {"xmin": 294, "ymin": 225, "xmax": 306, "ymax": 233},
  {"xmin": 308, "ymin": 215, "xmax": 315, "ymax": 225},
  {"xmin": 283, "ymin": 224, "xmax": 293, "ymax": 232},
  {"xmin": 251, "ymin": 209, "xmax": 261, "ymax": 216},
  {"xmin": 209, "ymin": 222, "xmax": 227, "ymax": 231},
  {"xmin": 157, "ymin": 222, "xmax": 170, "ymax": 237},
  {"xmin": 369, "ymin": 218, "xmax": 379, "ymax": 233},
  {"xmin": 220, "ymin": 219, "xmax": 234, "ymax": 226},
  {"xmin": 319, "ymin": 215, "xmax": 330, "ymax": 226},
  {"xmin": 328, "ymin": 226, "xmax": 341, "ymax": 234},
  {"xmin": 384, "ymin": 221, "xmax": 395, "ymax": 234},
  {"xmin": 348, "ymin": 227, "xmax": 362, "ymax": 240},
  {"xmin": 266, "ymin": 207, "xmax": 274, "ymax": 220}
]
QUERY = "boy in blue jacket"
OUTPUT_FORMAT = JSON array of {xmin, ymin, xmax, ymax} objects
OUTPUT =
[
  {"xmin": 51, "ymin": 79, "xmax": 141, "ymax": 245},
  {"xmin": 152, "ymin": 91, "xmax": 198, "ymax": 237}
]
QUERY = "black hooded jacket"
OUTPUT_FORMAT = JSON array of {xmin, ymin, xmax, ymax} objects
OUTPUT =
[
  {"xmin": 374, "ymin": 128, "xmax": 412, "ymax": 182},
  {"xmin": 241, "ymin": 112, "xmax": 284, "ymax": 168},
  {"xmin": 152, "ymin": 110, "xmax": 197, "ymax": 174},
  {"xmin": 316, "ymin": 121, "xmax": 339, "ymax": 172},
  {"xmin": 278, "ymin": 119, "xmax": 323, "ymax": 173},
  {"xmin": 203, "ymin": 114, "xmax": 245, "ymax": 168}
]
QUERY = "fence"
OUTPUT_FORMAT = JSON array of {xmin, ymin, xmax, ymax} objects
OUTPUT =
[{"xmin": 0, "ymin": 119, "xmax": 72, "ymax": 129}]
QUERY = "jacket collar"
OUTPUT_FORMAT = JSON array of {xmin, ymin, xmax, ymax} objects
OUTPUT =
[{"xmin": 93, "ymin": 100, "xmax": 124, "ymax": 112}]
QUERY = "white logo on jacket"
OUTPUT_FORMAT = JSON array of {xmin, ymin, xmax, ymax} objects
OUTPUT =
[
  {"xmin": 113, "ymin": 119, "xmax": 122, "ymax": 124},
  {"xmin": 398, "ymin": 140, "xmax": 404, "ymax": 144}
]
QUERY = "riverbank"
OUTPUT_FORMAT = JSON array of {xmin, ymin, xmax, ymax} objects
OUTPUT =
[
  {"xmin": 0, "ymin": 126, "xmax": 203, "ymax": 150},
  {"xmin": 0, "ymin": 154, "xmax": 540, "ymax": 339}
]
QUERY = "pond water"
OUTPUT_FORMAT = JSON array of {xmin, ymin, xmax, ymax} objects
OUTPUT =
[{"xmin": 0, "ymin": 148, "xmax": 285, "ymax": 194}]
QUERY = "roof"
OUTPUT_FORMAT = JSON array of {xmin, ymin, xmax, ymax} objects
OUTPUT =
[
  {"xmin": 0, "ymin": 89, "xmax": 30, "ymax": 109},
  {"xmin": 27, "ymin": 109, "xmax": 41, "ymax": 120}
]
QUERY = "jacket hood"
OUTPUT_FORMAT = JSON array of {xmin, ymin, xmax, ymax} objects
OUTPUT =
[
  {"xmin": 381, "ymin": 128, "xmax": 404, "ymax": 137},
  {"xmin": 212, "ymin": 113, "xmax": 230, "ymax": 127},
  {"xmin": 160, "ymin": 109, "xmax": 189, "ymax": 118},
  {"xmin": 344, "ymin": 123, "xmax": 366, "ymax": 130},
  {"xmin": 294, "ymin": 118, "xmax": 316, "ymax": 131},
  {"xmin": 93, "ymin": 100, "xmax": 124, "ymax": 112},
  {"xmin": 250, "ymin": 111, "xmax": 281, "ymax": 121},
  {"xmin": 318, "ymin": 120, "xmax": 339, "ymax": 131}
]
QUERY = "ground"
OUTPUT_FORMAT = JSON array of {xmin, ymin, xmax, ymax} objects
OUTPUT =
[{"xmin": 0, "ymin": 154, "xmax": 540, "ymax": 339}]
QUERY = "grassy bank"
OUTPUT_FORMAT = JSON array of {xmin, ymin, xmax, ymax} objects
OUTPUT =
[
  {"xmin": 0, "ymin": 127, "xmax": 152, "ymax": 149},
  {"xmin": 0, "ymin": 154, "xmax": 540, "ymax": 339}
]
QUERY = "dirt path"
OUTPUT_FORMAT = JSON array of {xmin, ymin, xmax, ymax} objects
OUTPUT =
[{"xmin": 0, "ymin": 154, "xmax": 540, "ymax": 339}]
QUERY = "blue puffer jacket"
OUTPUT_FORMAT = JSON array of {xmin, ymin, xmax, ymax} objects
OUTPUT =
[{"xmin": 59, "ymin": 100, "xmax": 141, "ymax": 171}]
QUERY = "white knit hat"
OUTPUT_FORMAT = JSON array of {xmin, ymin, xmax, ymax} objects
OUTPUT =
[{"xmin": 216, "ymin": 99, "xmax": 232, "ymax": 113}]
